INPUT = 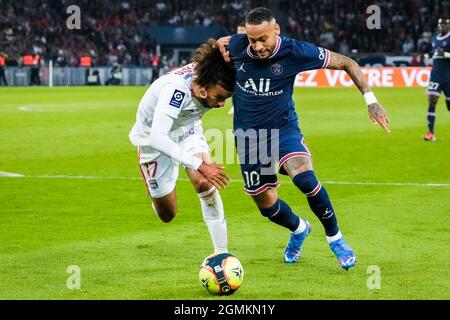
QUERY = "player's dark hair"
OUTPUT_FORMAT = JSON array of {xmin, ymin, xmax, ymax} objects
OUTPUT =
[
  {"xmin": 245, "ymin": 7, "xmax": 275, "ymax": 25},
  {"xmin": 238, "ymin": 20, "xmax": 246, "ymax": 28},
  {"xmin": 192, "ymin": 39, "xmax": 235, "ymax": 92}
]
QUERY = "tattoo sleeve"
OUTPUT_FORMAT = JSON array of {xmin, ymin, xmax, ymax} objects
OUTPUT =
[{"xmin": 326, "ymin": 51, "xmax": 370, "ymax": 94}]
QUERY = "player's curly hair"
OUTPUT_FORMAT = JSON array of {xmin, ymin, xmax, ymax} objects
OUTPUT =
[{"xmin": 192, "ymin": 39, "xmax": 235, "ymax": 92}]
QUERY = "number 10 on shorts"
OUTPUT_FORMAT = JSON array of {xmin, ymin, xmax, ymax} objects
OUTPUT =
[{"xmin": 244, "ymin": 171, "xmax": 260, "ymax": 188}]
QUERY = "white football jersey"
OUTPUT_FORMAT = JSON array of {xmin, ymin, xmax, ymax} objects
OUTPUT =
[{"xmin": 129, "ymin": 63, "xmax": 210, "ymax": 147}]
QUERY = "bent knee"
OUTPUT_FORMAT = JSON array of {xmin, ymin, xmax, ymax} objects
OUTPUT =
[
  {"xmin": 156, "ymin": 210, "xmax": 177, "ymax": 223},
  {"xmin": 428, "ymin": 95, "xmax": 439, "ymax": 105},
  {"xmin": 283, "ymin": 156, "xmax": 313, "ymax": 178},
  {"xmin": 252, "ymin": 188, "xmax": 278, "ymax": 209},
  {"xmin": 292, "ymin": 170, "xmax": 319, "ymax": 194},
  {"xmin": 192, "ymin": 178, "xmax": 214, "ymax": 194},
  {"xmin": 152, "ymin": 199, "xmax": 177, "ymax": 223}
]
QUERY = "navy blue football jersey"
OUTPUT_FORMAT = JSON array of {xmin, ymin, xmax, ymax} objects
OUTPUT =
[
  {"xmin": 431, "ymin": 32, "xmax": 450, "ymax": 81},
  {"xmin": 228, "ymin": 34, "xmax": 330, "ymax": 130}
]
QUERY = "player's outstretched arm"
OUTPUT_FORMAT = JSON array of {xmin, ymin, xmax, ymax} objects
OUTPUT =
[{"xmin": 326, "ymin": 51, "xmax": 390, "ymax": 133}]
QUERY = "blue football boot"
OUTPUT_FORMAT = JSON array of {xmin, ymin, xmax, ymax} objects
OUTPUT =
[
  {"xmin": 329, "ymin": 237, "xmax": 356, "ymax": 270},
  {"xmin": 284, "ymin": 220, "xmax": 311, "ymax": 263}
]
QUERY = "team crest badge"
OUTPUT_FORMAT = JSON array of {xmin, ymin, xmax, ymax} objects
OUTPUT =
[
  {"xmin": 271, "ymin": 63, "xmax": 283, "ymax": 75},
  {"xmin": 149, "ymin": 179, "xmax": 159, "ymax": 189}
]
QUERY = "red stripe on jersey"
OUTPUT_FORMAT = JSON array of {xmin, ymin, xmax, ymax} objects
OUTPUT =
[
  {"xmin": 426, "ymin": 91, "xmax": 441, "ymax": 97},
  {"xmin": 279, "ymin": 151, "xmax": 312, "ymax": 168},
  {"xmin": 268, "ymin": 36, "xmax": 282, "ymax": 59},
  {"xmin": 247, "ymin": 45, "xmax": 259, "ymax": 59},
  {"xmin": 139, "ymin": 164, "xmax": 151, "ymax": 194},
  {"xmin": 436, "ymin": 32, "xmax": 450, "ymax": 40},
  {"xmin": 244, "ymin": 181, "xmax": 280, "ymax": 195},
  {"xmin": 322, "ymin": 49, "xmax": 330, "ymax": 68},
  {"xmin": 247, "ymin": 36, "xmax": 281, "ymax": 59}
]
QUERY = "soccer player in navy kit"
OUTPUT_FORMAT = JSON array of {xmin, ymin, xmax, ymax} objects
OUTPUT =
[
  {"xmin": 424, "ymin": 17, "xmax": 450, "ymax": 142},
  {"xmin": 219, "ymin": 7, "xmax": 390, "ymax": 270}
]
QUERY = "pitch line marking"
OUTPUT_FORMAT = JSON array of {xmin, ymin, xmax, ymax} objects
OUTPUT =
[
  {"xmin": 18, "ymin": 106, "xmax": 33, "ymax": 111},
  {"xmin": 1, "ymin": 171, "xmax": 449, "ymax": 187},
  {"xmin": 0, "ymin": 171, "xmax": 25, "ymax": 177}
]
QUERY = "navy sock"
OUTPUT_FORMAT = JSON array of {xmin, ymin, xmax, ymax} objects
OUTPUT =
[
  {"xmin": 292, "ymin": 170, "xmax": 339, "ymax": 236},
  {"xmin": 427, "ymin": 105, "xmax": 436, "ymax": 133},
  {"xmin": 259, "ymin": 199, "xmax": 300, "ymax": 232}
]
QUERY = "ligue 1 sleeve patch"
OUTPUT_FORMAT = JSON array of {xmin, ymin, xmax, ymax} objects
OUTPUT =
[{"xmin": 169, "ymin": 89, "xmax": 186, "ymax": 108}]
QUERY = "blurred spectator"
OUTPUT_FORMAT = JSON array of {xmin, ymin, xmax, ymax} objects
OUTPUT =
[
  {"xmin": 417, "ymin": 31, "xmax": 433, "ymax": 53},
  {"xmin": 87, "ymin": 69, "xmax": 102, "ymax": 85},
  {"xmin": 402, "ymin": 35, "xmax": 416, "ymax": 54},
  {"xmin": 338, "ymin": 39, "xmax": 350, "ymax": 55},
  {"xmin": 179, "ymin": 58, "xmax": 188, "ymax": 67},
  {"xmin": 0, "ymin": 52, "xmax": 7, "ymax": 86},
  {"xmin": 30, "ymin": 54, "xmax": 41, "ymax": 85},
  {"xmin": 151, "ymin": 54, "xmax": 160, "ymax": 83},
  {"xmin": 106, "ymin": 62, "xmax": 122, "ymax": 85},
  {"xmin": 158, "ymin": 54, "xmax": 174, "ymax": 76}
]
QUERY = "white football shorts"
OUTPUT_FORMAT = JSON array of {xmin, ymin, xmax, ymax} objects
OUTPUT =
[{"xmin": 137, "ymin": 121, "xmax": 209, "ymax": 198}]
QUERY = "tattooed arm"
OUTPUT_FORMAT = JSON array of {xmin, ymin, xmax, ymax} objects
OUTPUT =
[
  {"xmin": 327, "ymin": 51, "xmax": 370, "ymax": 94},
  {"xmin": 327, "ymin": 51, "xmax": 390, "ymax": 133}
]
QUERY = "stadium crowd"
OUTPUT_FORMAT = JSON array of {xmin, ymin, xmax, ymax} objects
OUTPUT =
[
  {"xmin": 0, "ymin": 0, "xmax": 448, "ymax": 67},
  {"xmin": 0, "ymin": 0, "xmax": 268, "ymax": 67},
  {"xmin": 281, "ymin": 0, "xmax": 449, "ymax": 55}
]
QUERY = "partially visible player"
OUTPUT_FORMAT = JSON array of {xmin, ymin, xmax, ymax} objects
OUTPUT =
[
  {"xmin": 236, "ymin": 20, "xmax": 247, "ymax": 35},
  {"xmin": 228, "ymin": 21, "xmax": 247, "ymax": 116},
  {"xmin": 423, "ymin": 17, "xmax": 450, "ymax": 142},
  {"xmin": 129, "ymin": 39, "xmax": 234, "ymax": 254}
]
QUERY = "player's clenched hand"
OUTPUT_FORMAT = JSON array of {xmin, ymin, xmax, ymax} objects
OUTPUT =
[
  {"xmin": 198, "ymin": 162, "xmax": 230, "ymax": 189},
  {"xmin": 217, "ymin": 36, "xmax": 231, "ymax": 63},
  {"xmin": 368, "ymin": 103, "xmax": 390, "ymax": 133}
]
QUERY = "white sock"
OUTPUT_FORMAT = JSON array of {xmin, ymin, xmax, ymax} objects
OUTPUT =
[
  {"xmin": 326, "ymin": 230, "xmax": 342, "ymax": 244},
  {"xmin": 293, "ymin": 218, "xmax": 306, "ymax": 235},
  {"xmin": 198, "ymin": 187, "xmax": 228, "ymax": 254}
]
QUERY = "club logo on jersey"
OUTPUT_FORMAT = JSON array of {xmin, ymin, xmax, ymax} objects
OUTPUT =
[
  {"xmin": 149, "ymin": 179, "xmax": 159, "ymax": 189},
  {"xmin": 169, "ymin": 89, "xmax": 186, "ymax": 108},
  {"xmin": 318, "ymin": 47, "xmax": 326, "ymax": 60},
  {"xmin": 271, "ymin": 63, "xmax": 283, "ymax": 75}
]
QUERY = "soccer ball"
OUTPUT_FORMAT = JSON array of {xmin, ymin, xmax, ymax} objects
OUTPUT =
[{"xmin": 199, "ymin": 253, "xmax": 244, "ymax": 296}]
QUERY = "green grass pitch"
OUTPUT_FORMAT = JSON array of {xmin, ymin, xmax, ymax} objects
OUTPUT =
[{"xmin": 0, "ymin": 86, "xmax": 449, "ymax": 300}]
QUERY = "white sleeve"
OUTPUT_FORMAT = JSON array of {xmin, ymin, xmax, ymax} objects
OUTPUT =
[
  {"xmin": 155, "ymin": 83, "xmax": 189, "ymax": 118},
  {"xmin": 149, "ymin": 108, "xmax": 203, "ymax": 170}
]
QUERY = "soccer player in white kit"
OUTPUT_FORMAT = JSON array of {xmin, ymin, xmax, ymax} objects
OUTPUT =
[{"xmin": 129, "ymin": 40, "xmax": 234, "ymax": 254}]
